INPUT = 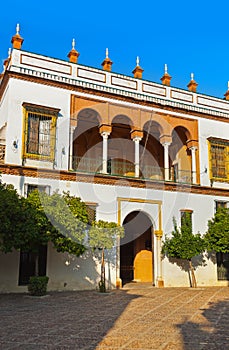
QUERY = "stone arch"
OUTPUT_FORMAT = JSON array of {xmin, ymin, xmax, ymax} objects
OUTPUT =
[
  {"xmin": 72, "ymin": 108, "xmax": 102, "ymax": 171},
  {"xmin": 108, "ymin": 115, "xmax": 135, "ymax": 175},
  {"xmin": 139, "ymin": 121, "xmax": 165, "ymax": 179},
  {"xmin": 120, "ymin": 210, "xmax": 155, "ymax": 285},
  {"xmin": 170, "ymin": 126, "xmax": 192, "ymax": 182}
]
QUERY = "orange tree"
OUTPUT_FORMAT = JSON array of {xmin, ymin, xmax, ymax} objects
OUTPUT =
[{"xmin": 162, "ymin": 214, "xmax": 206, "ymax": 287}]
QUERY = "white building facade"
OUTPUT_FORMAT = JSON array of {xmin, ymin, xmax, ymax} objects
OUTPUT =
[{"xmin": 0, "ymin": 28, "xmax": 229, "ymax": 292}]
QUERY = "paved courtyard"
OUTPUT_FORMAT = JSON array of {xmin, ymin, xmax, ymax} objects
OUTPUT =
[{"xmin": 0, "ymin": 284, "xmax": 228, "ymax": 350}]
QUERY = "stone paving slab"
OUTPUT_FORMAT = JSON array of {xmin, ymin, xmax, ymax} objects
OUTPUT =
[{"xmin": 0, "ymin": 285, "xmax": 228, "ymax": 349}]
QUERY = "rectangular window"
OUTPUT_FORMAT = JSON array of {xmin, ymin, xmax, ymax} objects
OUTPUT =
[
  {"xmin": 85, "ymin": 202, "xmax": 97, "ymax": 225},
  {"xmin": 24, "ymin": 184, "xmax": 50, "ymax": 197},
  {"xmin": 18, "ymin": 245, "xmax": 47, "ymax": 285},
  {"xmin": 180, "ymin": 210, "xmax": 193, "ymax": 231},
  {"xmin": 216, "ymin": 252, "xmax": 229, "ymax": 281},
  {"xmin": 208, "ymin": 137, "xmax": 229, "ymax": 181},
  {"xmin": 215, "ymin": 200, "xmax": 228, "ymax": 212},
  {"xmin": 23, "ymin": 103, "xmax": 59, "ymax": 161}
]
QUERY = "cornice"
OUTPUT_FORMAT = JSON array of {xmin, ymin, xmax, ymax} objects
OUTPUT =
[
  {"xmin": 1, "ymin": 163, "xmax": 229, "ymax": 197},
  {"xmin": 1, "ymin": 71, "xmax": 229, "ymax": 124}
]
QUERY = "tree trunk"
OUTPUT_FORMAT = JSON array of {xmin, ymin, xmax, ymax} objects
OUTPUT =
[
  {"xmin": 34, "ymin": 253, "xmax": 39, "ymax": 277},
  {"xmin": 100, "ymin": 248, "xmax": 106, "ymax": 292},
  {"xmin": 189, "ymin": 260, "xmax": 197, "ymax": 288}
]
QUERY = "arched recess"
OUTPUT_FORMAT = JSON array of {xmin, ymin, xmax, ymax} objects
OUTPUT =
[
  {"xmin": 72, "ymin": 108, "xmax": 102, "ymax": 172},
  {"xmin": 140, "ymin": 121, "xmax": 164, "ymax": 180},
  {"xmin": 108, "ymin": 115, "xmax": 134, "ymax": 176},
  {"xmin": 170, "ymin": 126, "xmax": 192, "ymax": 182},
  {"xmin": 120, "ymin": 211, "xmax": 154, "ymax": 285}
]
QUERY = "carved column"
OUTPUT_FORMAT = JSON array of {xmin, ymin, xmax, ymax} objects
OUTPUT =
[
  {"xmin": 69, "ymin": 126, "xmax": 75, "ymax": 170},
  {"xmin": 101, "ymin": 132, "xmax": 110, "ymax": 174},
  {"xmin": 190, "ymin": 146, "xmax": 197, "ymax": 184},
  {"xmin": 162, "ymin": 142, "xmax": 171, "ymax": 181},
  {"xmin": 133, "ymin": 136, "xmax": 142, "ymax": 178},
  {"xmin": 155, "ymin": 230, "xmax": 164, "ymax": 287}
]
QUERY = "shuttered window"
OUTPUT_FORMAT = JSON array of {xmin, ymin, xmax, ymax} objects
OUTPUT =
[
  {"xmin": 23, "ymin": 103, "xmax": 59, "ymax": 161},
  {"xmin": 208, "ymin": 138, "xmax": 229, "ymax": 182}
]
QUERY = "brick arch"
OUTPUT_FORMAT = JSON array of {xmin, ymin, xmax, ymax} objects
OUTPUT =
[
  {"xmin": 75, "ymin": 107, "xmax": 102, "ymax": 128},
  {"xmin": 111, "ymin": 114, "xmax": 134, "ymax": 127}
]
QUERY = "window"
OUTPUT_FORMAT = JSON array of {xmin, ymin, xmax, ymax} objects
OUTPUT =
[
  {"xmin": 24, "ymin": 184, "xmax": 50, "ymax": 197},
  {"xmin": 86, "ymin": 202, "xmax": 97, "ymax": 225},
  {"xmin": 23, "ymin": 103, "xmax": 59, "ymax": 161},
  {"xmin": 215, "ymin": 200, "xmax": 228, "ymax": 212},
  {"xmin": 180, "ymin": 210, "xmax": 193, "ymax": 231},
  {"xmin": 216, "ymin": 252, "xmax": 229, "ymax": 281},
  {"xmin": 208, "ymin": 137, "xmax": 229, "ymax": 181},
  {"xmin": 18, "ymin": 245, "xmax": 47, "ymax": 285}
]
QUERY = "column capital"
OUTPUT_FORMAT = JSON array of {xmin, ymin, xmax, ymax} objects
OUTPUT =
[
  {"xmin": 154, "ymin": 230, "xmax": 163, "ymax": 238},
  {"xmin": 160, "ymin": 135, "xmax": 172, "ymax": 146},
  {"xmin": 131, "ymin": 129, "xmax": 143, "ymax": 140},
  {"xmin": 101, "ymin": 131, "xmax": 110, "ymax": 138},
  {"xmin": 99, "ymin": 124, "xmax": 112, "ymax": 135},
  {"xmin": 133, "ymin": 136, "xmax": 142, "ymax": 142},
  {"xmin": 186, "ymin": 139, "xmax": 198, "ymax": 149},
  {"xmin": 190, "ymin": 146, "xmax": 198, "ymax": 152}
]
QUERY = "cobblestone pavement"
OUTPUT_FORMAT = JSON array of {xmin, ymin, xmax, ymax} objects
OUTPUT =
[{"xmin": 0, "ymin": 285, "xmax": 228, "ymax": 350}]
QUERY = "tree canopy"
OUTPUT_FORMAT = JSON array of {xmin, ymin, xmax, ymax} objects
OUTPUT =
[
  {"xmin": 162, "ymin": 213, "xmax": 206, "ymax": 287},
  {"xmin": 204, "ymin": 208, "xmax": 229, "ymax": 253},
  {"xmin": 162, "ymin": 215, "xmax": 205, "ymax": 261},
  {"xmin": 0, "ymin": 180, "xmax": 88, "ymax": 257}
]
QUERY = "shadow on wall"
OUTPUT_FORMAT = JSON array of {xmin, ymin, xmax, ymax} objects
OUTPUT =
[
  {"xmin": 49, "ymin": 246, "xmax": 117, "ymax": 291},
  {"xmin": 163, "ymin": 253, "xmax": 207, "ymax": 287},
  {"xmin": 177, "ymin": 299, "xmax": 229, "ymax": 350}
]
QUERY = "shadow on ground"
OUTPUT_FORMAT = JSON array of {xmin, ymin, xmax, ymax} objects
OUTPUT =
[
  {"xmin": 0, "ymin": 289, "xmax": 139, "ymax": 350},
  {"xmin": 178, "ymin": 299, "xmax": 229, "ymax": 350}
]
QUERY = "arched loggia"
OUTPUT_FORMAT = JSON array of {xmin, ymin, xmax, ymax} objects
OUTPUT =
[
  {"xmin": 140, "ymin": 121, "xmax": 164, "ymax": 180},
  {"xmin": 72, "ymin": 108, "xmax": 102, "ymax": 172},
  {"xmin": 170, "ymin": 126, "xmax": 192, "ymax": 183},
  {"xmin": 108, "ymin": 115, "xmax": 135, "ymax": 176}
]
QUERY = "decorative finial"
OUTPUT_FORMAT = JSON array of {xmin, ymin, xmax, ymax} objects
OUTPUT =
[
  {"xmin": 165, "ymin": 64, "xmax": 168, "ymax": 74},
  {"xmin": 72, "ymin": 38, "xmax": 75, "ymax": 50},
  {"xmin": 191, "ymin": 72, "xmax": 194, "ymax": 80},
  {"xmin": 16, "ymin": 23, "xmax": 20, "ymax": 35},
  {"xmin": 136, "ymin": 56, "xmax": 140, "ymax": 66},
  {"xmin": 106, "ymin": 48, "xmax": 109, "ymax": 58},
  {"xmin": 8, "ymin": 48, "xmax": 12, "ymax": 57}
]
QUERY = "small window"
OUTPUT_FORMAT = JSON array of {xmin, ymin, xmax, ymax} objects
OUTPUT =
[
  {"xmin": 216, "ymin": 252, "xmax": 229, "ymax": 281},
  {"xmin": 215, "ymin": 201, "xmax": 228, "ymax": 212},
  {"xmin": 208, "ymin": 137, "xmax": 229, "ymax": 181},
  {"xmin": 86, "ymin": 202, "xmax": 97, "ymax": 225},
  {"xmin": 180, "ymin": 210, "xmax": 193, "ymax": 231},
  {"xmin": 24, "ymin": 184, "xmax": 50, "ymax": 197},
  {"xmin": 18, "ymin": 245, "xmax": 47, "ymax": 285},
  {"xmin": 23, "ymin": 103, "xmax": 59, "ymax": 161}
]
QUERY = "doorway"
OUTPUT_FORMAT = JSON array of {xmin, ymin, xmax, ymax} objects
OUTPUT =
[{"xmin": 120, "ymin": 211, "xmax": 154, "ymax": 285}]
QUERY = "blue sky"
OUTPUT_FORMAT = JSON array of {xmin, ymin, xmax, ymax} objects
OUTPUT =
[{"xmin": 1, "ymin": 1, "xmax": 229, "ymax": 99}]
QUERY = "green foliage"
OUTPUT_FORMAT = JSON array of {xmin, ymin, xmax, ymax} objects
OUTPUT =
[
  {"xmin": 0, "ymin": 178, "xmax": 88, "ymax": 257},
  {"xmin": 205, "ymin": 208, "xmax": 229, "ymax": 253},
  {"xmin": 89, "ymin": 220, "xmax": 124, "ymax": 292},
  {"xmin": 162, "ymin": 215, "xmax": 205, "ymax": 261},
  {"xmin": 28, "ymin": 190, "xmax": 88, "ymax": 256},
  {"xmin": 28, "ymin": 276, "xmax": 49, "ymax": 296},
  {"xmin": 0, "ymin": 181, "xmax": 42, "ymax": 253},
  {"xmin": 88, "ymin": 220, "xmax": 124, "ymax": 249}
]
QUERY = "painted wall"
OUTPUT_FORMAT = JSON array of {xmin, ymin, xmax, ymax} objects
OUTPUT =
[{"xmin": 0, "ymin": 173, "xmax": 227, "ymax": 290}]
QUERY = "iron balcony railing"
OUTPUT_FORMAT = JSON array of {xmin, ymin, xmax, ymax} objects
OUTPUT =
[{"xmin": 71, "ymin": 156, "xmax": 193, "ymax": 184}]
